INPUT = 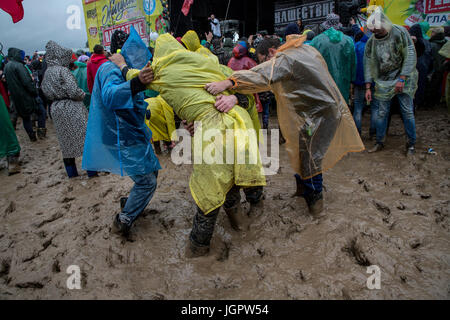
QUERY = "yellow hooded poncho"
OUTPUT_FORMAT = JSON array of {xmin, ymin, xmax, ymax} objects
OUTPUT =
[
  {"xmin": 145, "ymin": 95, "xmax": 177, "ymax": 142},
  {"xmin": 130, "ymin": 34, "xmax": 266, "ymax": 214}
]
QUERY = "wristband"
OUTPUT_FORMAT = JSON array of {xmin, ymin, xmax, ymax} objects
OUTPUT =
[
  {"xmin": 119, "ymin": 64, "xmax": 127, "ymax": 71},
  {"xmin": 398, "ymin": 78, "xmax": 405, "ymax": 83}
]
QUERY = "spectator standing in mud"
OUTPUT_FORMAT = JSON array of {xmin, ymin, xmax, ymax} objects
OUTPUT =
[
  {"xmin": 82, "ymin": 30, "xmax": 161, "ymax": 238},
  {"xmin": 409, "ymin": 23, "xmax": 433, "ymax": 110},
  {"xmin": 0, "ymin": 93, "xmax": 21, "ymax": 175},
  {"xmin": 428, "ymin": 27, "xmax": 447, "ymax": 108},
  {"xmin": 364, "ymin": 8, "xmax": 418, "ymax": 156},
  {"xmin": 4, "ymin": 47, "xmax": 44, "ymax": 142},
  {"xmin": 311, "ymin": 15, "xmax": 357, "ymax": 104},
  {"xmin": 352, "ymin": 31, "xmax": 376, "ymax": 138},
  {"xmin": 41, "ymin": 41, "xmax": 97, "ymax": 179},
  {"xmin": 87, "ymin": 44, "xmax": 108, "ymax": 94}
]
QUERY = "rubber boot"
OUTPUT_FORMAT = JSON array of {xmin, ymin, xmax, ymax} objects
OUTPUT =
[
  {"xmin": 305, "ymin": 192, "xmax": 324, "ymax": 216},
  {"xmin": 29, "ymin": 131, "xmax": 37, "ymax": 142},
  {"xmin": 120, "ymin": 197, "xmax": 128, "ymax": 210},
  {"xmin": 292, "ymin": 173, "xmax": 305, "ymax": 198},
  {"xmin": 225, "ymin": 205, "xmax": 246, "ymax": 231},
  {"xmin": 7, "ymin": 156, "xmax": 21, "ymax": 176},
  {"xmin": 112, "ymin": 214, "xmax": 130, "ymax": 237},
  {"xmin": 37, "ymin": 128, "xmax": 47, "ymax": 139},
  {"xmin": 185, "ymin": 239, "xmax": 210, "ymax": 258},
  {"xmin": 248, "ymin": 199, "xmax": 264, "ymax": 219}
]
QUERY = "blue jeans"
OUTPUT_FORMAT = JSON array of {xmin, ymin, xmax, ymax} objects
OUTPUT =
[
  {"xmin": 375, "ymin": 94, "xmax": 416, "ymax": 146},
  {"xmin": 353, "ymin": 86, "xmax": 376, "ymax": 136},
  {"xmin": 262, "ymin": 100, "xmax": 270, "ymax": 128},
  {"xmin": 119, "ymin": 171, "xmax": 158, "ymax": 226}
]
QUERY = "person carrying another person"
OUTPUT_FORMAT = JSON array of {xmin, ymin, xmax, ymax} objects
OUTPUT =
[
  {"xmin": 364, "ymin": 7, "xmax": 418, "ymax": 156},
  {"xmin": 114, "ymin": 33, "xmax": 266, "ymax": 257},
  {"xmin": 205, "ymin": 30, "xmax": 364, "ymax": 216}
]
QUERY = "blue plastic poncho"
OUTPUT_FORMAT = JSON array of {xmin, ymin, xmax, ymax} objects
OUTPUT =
[
  {"xmin": 81, "ymin": 61, "xmax": 161, "ymax": 176},
  {"xmin": 121, "ymin": 26, "xmax": 152, "ymax": 70}
]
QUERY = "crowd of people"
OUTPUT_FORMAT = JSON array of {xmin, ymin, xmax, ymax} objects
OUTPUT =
[{"xmin": 1, "ymin": 7, "xmax": 449, "ymax": 257}]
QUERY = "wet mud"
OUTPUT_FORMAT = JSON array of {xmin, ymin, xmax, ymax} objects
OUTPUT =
[{"xmin": 0, "ymin": 108, "xmax": 449, "ymax": 299}]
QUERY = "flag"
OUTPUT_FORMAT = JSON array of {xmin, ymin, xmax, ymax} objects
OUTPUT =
[
  {"xmin": 0, "ymin": 0, "xmax": 24, "ymax": 23},
  {"xmin": 181, "ymin": 0, "xmax": 193, "ymax": 16}
]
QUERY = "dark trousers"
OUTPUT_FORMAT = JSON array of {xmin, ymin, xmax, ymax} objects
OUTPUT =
[
  {"xmin": 190, "ymin": 186, "xmax": 263, "ymax": 247},
  {"xmin": 63, "ymin": 158, "xmax": 97, "ymax": 178}
]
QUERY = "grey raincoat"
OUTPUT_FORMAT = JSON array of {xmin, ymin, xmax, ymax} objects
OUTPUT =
[
  {"xmin": 41, "ymin": 41, "xmax": 88, "ymax": 158},
  {"xmin": 229, "ymin": 35, "xmax": 365, "ymax": 179}
]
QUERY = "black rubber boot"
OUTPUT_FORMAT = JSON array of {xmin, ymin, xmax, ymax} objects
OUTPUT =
[
  {"xmin": 120, "ymin": 197, "xmax": 128, "ymax": 210},
  {"xmin": 7, "ymin": 155, "xmax": 21, "ymax": 176},
  {"xmin": 305, "ymin": 192, "xmax": 324, "ymax": 216},
  {"xmin": 225, "ymin": 205, "xmax": 246, "ymax": 231},
  {"xmin": 112, "ymin": 214, "xmax": 130, "ymax": 237},
  {"xmin": 292, "ymin": 173, "xmax": 305, "ymax": 198},
  {"xmin": 37, "ymin": 128, "xmax": 47, "ymax": 139},
  {"xmin": 185, "ymin": 239, "xmax": 210, "ymax": 258},
  {"xmin": 29, "ymin": 131, "xmax": 37, "ymax": 142}
]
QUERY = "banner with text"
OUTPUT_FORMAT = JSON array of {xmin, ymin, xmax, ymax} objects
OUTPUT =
[{"xmin": 82, "ymin": 0, "xmax": 170, "ymax": 52}]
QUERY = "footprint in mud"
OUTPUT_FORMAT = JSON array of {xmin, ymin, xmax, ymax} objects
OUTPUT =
[
  {"xmin": 373, "ymin": 200, "xmax": 391, "ymax": 216},
  {"xmin": 4, "ymin": 201, "xmax": 16, "ymax": 216},
  {"xmin": 342, "ymin": 237, "xmax": 371, "ymax": 267},
  {"xmin": 216, "ymin": 241, "xmax": 230, "ymax": 262}
]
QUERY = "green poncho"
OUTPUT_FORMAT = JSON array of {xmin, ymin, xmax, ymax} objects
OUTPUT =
[
  {"xmin": 311, "ymin": 28, "xmax": 356, "ymax": 103},
  {"xmin": 0, "ymin": 96, "xmax": 20, "ymax": 158},
  {"xmin": 71, "ymin": 61, "xmax": 91, "ymax": 108},
  {"xmin": 364, "ymin": 25, "xmax": 418, "ymax": 101}
]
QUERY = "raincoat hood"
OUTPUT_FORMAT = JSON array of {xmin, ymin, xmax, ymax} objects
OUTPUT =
[
  {"xmin": 409, "ymin": 24, "xmax": 424, "ymax": 40},
  {"xmin": 430, "ymin": 30, "xmax": 446, "ymax": 43},
  {"xmin": 233, "ymin": 44, "xmax": 248, "ymax": 59},
  {"xmin": 181, "ymin": 30, "xmax": 201, "ymax": 52},
  {"xmin": 7, "ymin": 48, "xmax": 25, "ymax": 63},
  {"xmin": 324, "ymin": 28, "xmax": 343, "ymax": 43},
  {"xmin": 419, "ymin": 22, "xmax": 430, "ymax": 40},
  {"xmin": 90, "ymin": 53, "xmax": 108, "ymax": 64},
  {"xmin": 154, "ymin": 34, "xmax": 185, "ymax": 60},
  {"xmin": 223, "ymin": 38, "xmax": 234, "ymax": 48},
  {"xmin": 366, "ymin": 6, "xmax": 393, "ymax": 34},
  {"xmin": 45, "ymin": 40, "xmax": 73, "ymax": 67}
]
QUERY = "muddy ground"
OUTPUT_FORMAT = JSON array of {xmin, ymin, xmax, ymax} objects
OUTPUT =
[{"xmin": 0, "ymin": 107, "xmax": 449, "ymax": 300}]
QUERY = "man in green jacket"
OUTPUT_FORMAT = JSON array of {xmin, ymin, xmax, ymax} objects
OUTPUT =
[
  {"xmin": 4, "ymin": 48, "xmax": 44, "ymax": 141},
  {"xmin": 311, "ymin": 14, "xmax": 356, "ymax": 103}
]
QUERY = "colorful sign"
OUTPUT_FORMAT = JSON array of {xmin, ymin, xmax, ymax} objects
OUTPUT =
[
  {"xmin": 383, "ymin": 0, "xmax": 450, "ymax": 27},
  {"xmin": 82, "ymin": 0, "xmax": 170, "ymax": 52}
]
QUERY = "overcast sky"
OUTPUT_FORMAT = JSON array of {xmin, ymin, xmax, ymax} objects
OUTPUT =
[{"xmin": 0, "ymin": 0, "xmax": 88, "ymax": 56}]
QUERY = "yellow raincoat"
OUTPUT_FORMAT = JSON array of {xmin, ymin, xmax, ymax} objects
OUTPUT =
[
  {"xmin": 129, "ymin": 34, "xmax": 266, "ymax": 214},
  {"xmin": 181, "ymin": 30, "xmax": 261, "ymax": 135},
  {"xmin": 145, "ymin": 95, "xmax": 177, "ymax": 142},
  {"xmin": 229, "ymin": 35, "xmax": 365, "ymax": 179}
]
